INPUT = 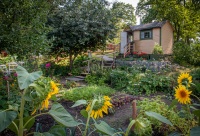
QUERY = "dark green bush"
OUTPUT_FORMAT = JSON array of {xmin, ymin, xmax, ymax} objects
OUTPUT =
[
  {"xmin": 85, "ymin": 68, "xmax": 111, "ymax": 85},
  {"xmin": 173, "ymin": 42, "xmax": 200, "ymax": 66},
  {"xmin": 172, "ymin": 41, "xmax": 191, "ymax": 65},
  {"xmin": 110, "ymin": 70, "xmax": 133, "ymax": 90},
  {"xmin": 189, "ymin": 43, "xmax": 200, "ymax": 66},
  {"xmin": 191, "ymin": 68, "xmax": 200, "ymax": 96},
  {"xmin": 152, "ymin": 43, "xmax": 163, "ymax": 54},
  {"xmin": 138, "ymin": 97, "xmax": 196, "ymax": 135},
  {"xmin": 126, "ymin": 72, "xmax": 173, "ymax": 95}
]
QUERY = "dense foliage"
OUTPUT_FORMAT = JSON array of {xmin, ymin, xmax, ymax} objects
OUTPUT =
[
  {"xmin": 173, "ymin": 42, "xmax": 200, "ymax": 66},
  {"xmin": 48, "ymin": 0, "xmax": 116, "ymax": 70},
  {"xmin": 0, "ymin": 0, "xmax": 57, "ymax": 58}
]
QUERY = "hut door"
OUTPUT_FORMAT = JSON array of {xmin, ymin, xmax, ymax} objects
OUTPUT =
[{"xmin": 120, "ymin": 32, "xmax": 127, "ymax": 54}]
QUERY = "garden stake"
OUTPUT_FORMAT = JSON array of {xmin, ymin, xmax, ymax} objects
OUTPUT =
[
  {"xmin": 7, "ymin": 80, "xmax": 10, "ymax": 99},
  {"xmin": 131, "ymin": 100, "xmax": 137, "ymax": 131}
]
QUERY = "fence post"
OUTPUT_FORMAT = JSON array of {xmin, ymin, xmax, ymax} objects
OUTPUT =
[{"xmin": 132, "ymin": 100, "xmax": 137, "ymax": 131}]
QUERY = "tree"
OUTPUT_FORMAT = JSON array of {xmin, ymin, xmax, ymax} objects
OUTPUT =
[
  {"xmin": 48, "ymin": 0, "xmax": 116, "ymax": 70},
  {"xmin": 136, "ymin": 0, "xmax": 200, "ymax": 43},
  {"xmin": 0, "ymin": 0, "xmax": 58, "ymax": 58},
  {"xmin": 109, "ymin": 2, "xmax": 136, "ymax": 44}
]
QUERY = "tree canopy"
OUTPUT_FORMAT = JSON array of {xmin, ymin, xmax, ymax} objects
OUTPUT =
[
  {"xmin": 48, "ymin": 0, "xmax": 116, "ymax": 69},
  {"xmin": 0, "ymin": 0, "xmax": 58, "ymax": 58},
  {"xmin": 109, "ymin": 2, "xmax": 136, "ymax": 44}
]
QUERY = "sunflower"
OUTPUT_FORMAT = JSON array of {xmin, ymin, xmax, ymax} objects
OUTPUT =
[
  {"xmin": 177, "ymin": 73, "xmax": 192, "ymax": 87},
  {"xmin": 31, "ymin": 80, "xmax": 59, "ymax": 115},
  {"xmin": 50, "ymin": 81, "xmax": 59, "ymax": 95},
  {"xmin": 40, "ymin": 81, "xmax": 59, "ymax": 110},
  {"xmin": 86, "ymin": 96, "xmax": 112, "ymax": 119},
  {"xmin": 174, "ymin": 85, "xmax": 192, "ymax": 104}
]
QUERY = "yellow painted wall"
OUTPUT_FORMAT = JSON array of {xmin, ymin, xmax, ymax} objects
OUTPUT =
[
  {"xmin": 161, "ymin": 22, "xmax": 173, "ymax": 54},
  {"xmin": 133, "ymin": 21, "xmax": 173, "ymax": 54},
  {"xmin": 133, "ymin": 28, "xmax": 160, "ymax": 54}
]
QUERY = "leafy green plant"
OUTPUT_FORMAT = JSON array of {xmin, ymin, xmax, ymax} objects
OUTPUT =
[
  {"xmin": 152, "ymin": 43, "xmax": 163, "ymax": 54},
  {"xmin": 0, "ymin": 55, "xmax": 13, "ymax": 64},
  {"xmin": 191, "ymin": 68, "xmax": 200, "ymax": 96},
  {"xmin": 137, "ymin": 97, "xmax": 195, "ymax": 135},
  {"xmin": 173, "ymin": 42, "xmax": 200, "ymax": 66},
  {"xmin": 189, "ymin": 43, "xmax": 200, "ymax": 66},
  {"xmin": 63, "ymin": 85, "xmax": 115, "ymax": 102},
  {"xmin": 110, "ymin": 69, "xmax": 133, "ymax": 90},
  {"xmin": 85, "ymin": 67, "xmax": 111, "ymax": 86},
  {"xmin": 73, "ymin": 55, "xmax": 88, "ymax": 67},
  {"xmin": 126, "ymin": 72, "xmax": 172, "ymax": 95}
]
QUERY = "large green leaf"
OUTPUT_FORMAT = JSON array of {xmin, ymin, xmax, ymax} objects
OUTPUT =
[
  {"xmin": 71, "ymin": 100, "xmax": 87, "ymax": 108},
  {"xmin": 48, "ymin": 103, "xmax": 79, "ymax": 127},
  {"xmin": 94, "ymin": 120, "xmax": 117, "ymax": 135},
  {"xmin": 80, "ymin": 109, "xmax": 88, "ymax": 118},
  {"xmin": 190, "ymin": 126, "xmax": 200, "ymax": 136},
  {"xmin": 0, "ymin": 110, "xmax": 18, "ymax": 132},
  {"xmin": 34, "ymin": 125, "xmax": 66, "ymax": 136},
  {"xmin": 8, "ymin": 116, "xmax": 35, "ymax": 134},
  {"xmin": 145, "ymin": 111, "xmax": 173, "ymax": 126},
  {"xmin": 16, "ymin": 66, "xmax": 42, "ymax": 90},
  {"xmin": 34, "ymin": 132, "xmax": 54, "ymax": 136},
  {"xmin": 48, "ymin": 125, "xmax": 67, "ymax": 136}
]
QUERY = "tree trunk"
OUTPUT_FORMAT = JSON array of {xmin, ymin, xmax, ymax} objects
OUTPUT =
[
  {"xmin": 69, "ymin": 52, "xmax": 78, "ymax": 72},
  {"xmin": 69, "ymin": 53, "xmax": 73, "ymax": 71}
]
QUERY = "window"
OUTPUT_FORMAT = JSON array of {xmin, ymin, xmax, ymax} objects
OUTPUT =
[{"xmin": 140, "ymin": 30, "xmax": 152, "ymax": 40}]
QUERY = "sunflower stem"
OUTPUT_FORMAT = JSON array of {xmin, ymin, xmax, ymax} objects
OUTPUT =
[{"xmin": 83, "ymin": 99, "xmax": 97, "ymax": 136}]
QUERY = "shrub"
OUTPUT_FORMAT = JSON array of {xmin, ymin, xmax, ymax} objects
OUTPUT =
[
  {"xmin": 63, "ymin": 85, "xmax": 115, "ymax": 101},
  {"xmin": 189, "ymin": 43, "xmax": 200, "ymax": 66},
  {"xmin": 173, "ymin": 41, "xmax": 191, "ymax": 65},
  {"xmin": 110, "ymin": 70, "xmax": 133, "ymax": 90},
  {"xmin": 191, "ymin": 68, "xmax": 200, "ymax": 96},
  {"xmin": 152, "ymin": 43, "xmax": 163, "ymax": 54},
  {"xmin": 173, "ymin": 41, "xmax": 200, "ymax": 66},
  {"xmin": 85, "ymin": 67, "xmax": 111, "ymax": 86},
  {"xmin": 137, "ymin": 97, "xmax": 196, "ymax": 135}
]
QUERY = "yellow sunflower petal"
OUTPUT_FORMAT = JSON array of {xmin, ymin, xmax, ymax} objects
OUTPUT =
[
  {"xmin": 102, "ymin": 105, "xmax": 108, "ymax": 114},
  {"xmin": 94, "ymin": 111, "xmax": 98, "ymax": 119},
  {"xmin": 86, "ymin": 104, "xmax": 91, "ymax": 111},
  {"xmin": 91, "ymin": 110, "xmax": 95, "ymax": 117},
  {"xmin": 175, "ymin": 85, "xmax": 191, "ymax": 104},
  {"xmin": 105, "ymin": 101, "xmax": 112, "ymax": 107},
  {"xmin": 104, "ymin": 96, "xmax": 111, "ymax": 101},
  {"xmin": 44, "ymin": 99, "xmax": 49, "ymax": 109},
  {"xmin": 40, "ymin": 101, "xmax": 45, "ymax": 110},
  {"xmin": 98, "ymin": 109, "xmax": 103, "ymax": 118},
  {"xmin": 31, "ymin": 109, "xmax": 37, "ymax": 115}
]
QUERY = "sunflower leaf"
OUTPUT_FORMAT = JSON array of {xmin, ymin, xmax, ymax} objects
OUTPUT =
[
  {"xmin": 94, "ymin": 120, "xmax": 117, "ymax": 135},
  {"xmin": 71, "ymin": 100, "xmax": 87, "ymax": 108},
  {"xmin": 16, "ymin": 66, "xmax": 42, "ymax": 90},
  {"xmin": 48, "ymin": 103, "xmax": 79, "ymax": 127},
  {"xmin": 145, "ymin": 111, "xmax": 173, "ymax": 126}
]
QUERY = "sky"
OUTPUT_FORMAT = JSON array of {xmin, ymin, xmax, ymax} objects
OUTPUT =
[{"xmin": 108, "ymin": 0, "xmax": 140, "ymax": 24}]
